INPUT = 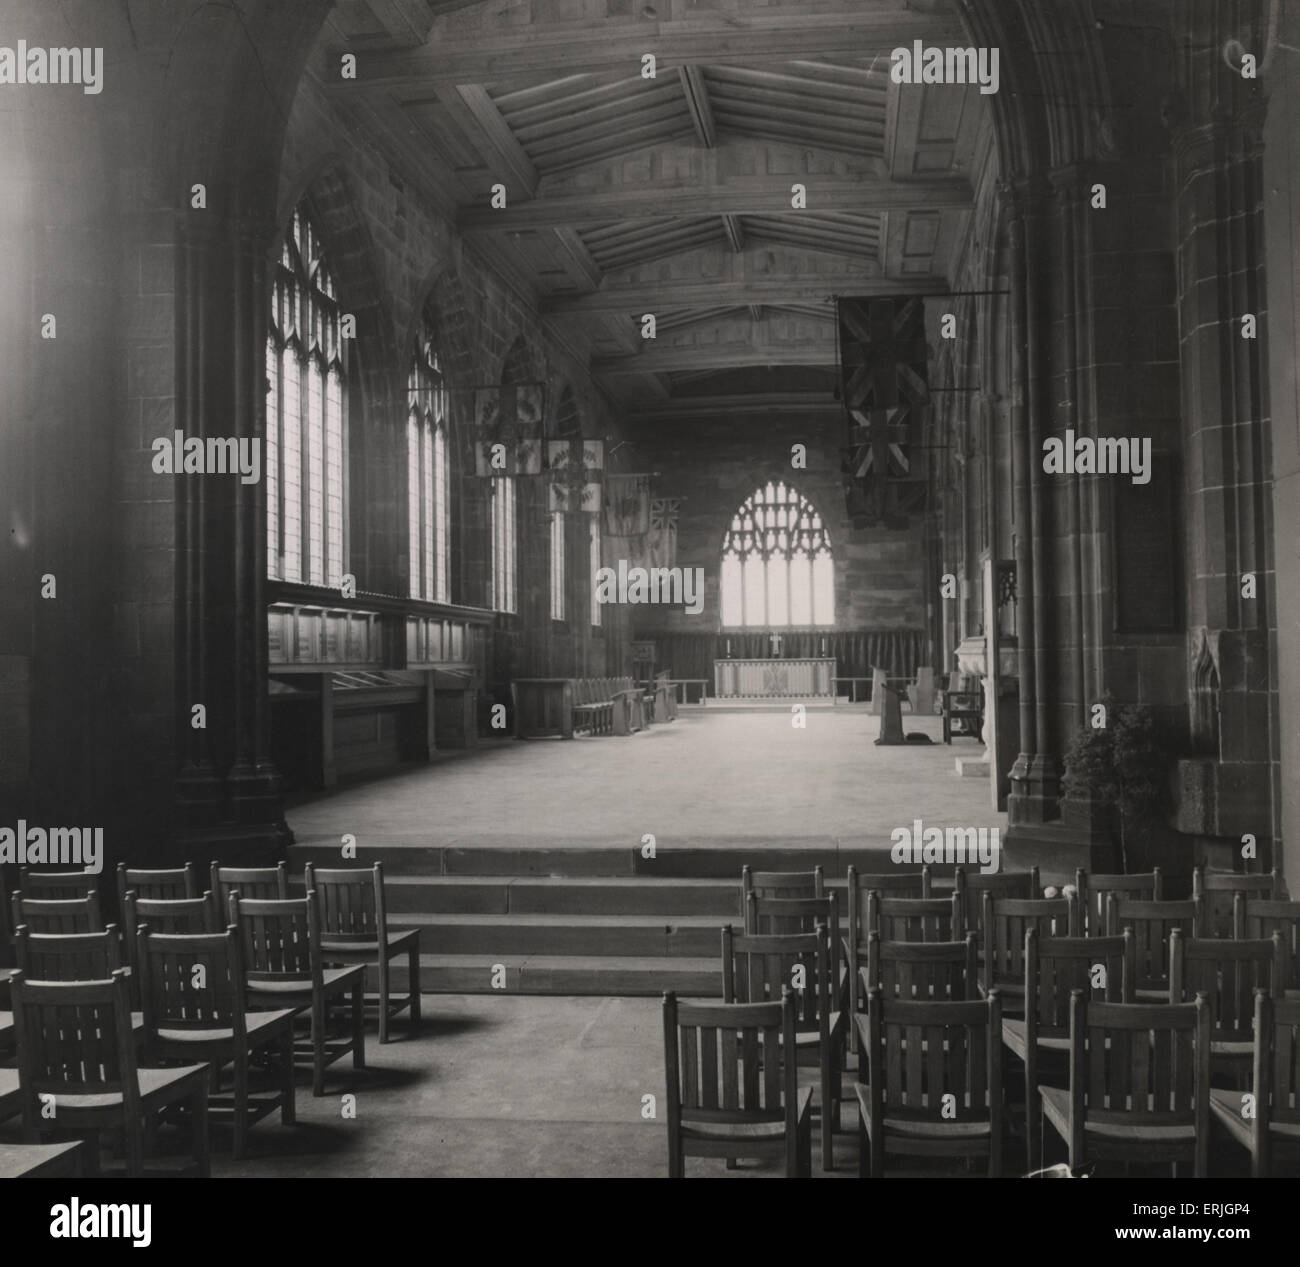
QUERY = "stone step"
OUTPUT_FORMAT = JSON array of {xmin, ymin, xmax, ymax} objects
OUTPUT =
[
  {"xmin": 391, "ymin": 953, "xmax": 722, "ymax": 996},
  {"xmin": 289, "ymin": 840, "xmax": 909, "ymax": 878},
  {"xmin": 390, "ymin": 912, "xmax": 726, "ymax": 958},
  {"xmin": 382, "ymin": 875, "xmax": 744, "ymax": 917}
]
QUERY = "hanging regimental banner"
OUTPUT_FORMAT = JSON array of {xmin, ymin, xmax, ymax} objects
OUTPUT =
[
  {"xmin": 549, "ymin": 482, "xmax": 602, "ymax": 514},
  {"xmin": 836, "ymin": 296, "xmax": 931, "ymax": 528},
  {"xmin": 603, "ymin": 474, "xmax": 652, "ymax": 536},
  {"xmin": 473, "ymin": 382, "xmax": 547, "ymax": 477},
  {"xmin": 475, "ymin": 438, "xmax": 542, "ymax": 476},
  {"xmin": 547, "ymin": 439, "xmax": 604, "ymax": 472}
]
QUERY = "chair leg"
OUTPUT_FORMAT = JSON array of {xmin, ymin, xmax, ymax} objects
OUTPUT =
[
  {"xmin": 409, "ymin": 944, "xmax": 421, "ymax": 1032},
  {"xmin": 232, "ymin": 1051, "xmax": 249, "ymax": 1162},
  {"xmin": 193, "ymin": 1082, "xmax": 210, "ymax": 1179},
  {"xmin": 125, "ymin": 1114, "xmax": 145, "ymax": 1179},
  {"xmin": 279, "ymin": 1028, "xmax": 296, "ymax": 1125},
  {"xmin": 312, "ymin": 996, "xmax": 326, "ymax": 1098},
  {"xmin": 352, "ymin": 980, "xmax": 366, "ymax": 1069},
  {"xmin": 378, "ymin": 954, "xmax": 391, "ymax": 1045},
  {"xmin": 821, "ymin": 1061, "xmax": 835, "ymax": 1173},
  {"xmin": 858, "ymin": 1110, "xmax": 868, "ymax": 1178}
]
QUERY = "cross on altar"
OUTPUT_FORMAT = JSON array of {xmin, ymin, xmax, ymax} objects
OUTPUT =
[{"xmin": 769, "ymin": 633, "xmax": 783, "ymax": 656}]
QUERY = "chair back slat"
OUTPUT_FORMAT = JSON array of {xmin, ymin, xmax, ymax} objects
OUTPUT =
[
  {"xmin": 14, "ymin": 927, "xmax": 122, "ymax": 982},
  {"xmin": 1074, "ymin": 994, "xmax": 1209, "ymax": 1136},
  {"xmin": 954, "ymin": 867, "xmax": 1039, "ymax": 947},
  {"xmin": 1075, "ymin": 869, "xmax": 1162, "ymax": 935},
  {"xmin": 866, "ymin": 932, "xmax": 978, "ymax": 1003},
  {"xmin": 1025, "ymin": 930, "xmax": 1130, "ymax": 1043},
  {"xmin": 139, "ymin": 927, "xmax": 243, "ymax": 1033},
  {"xmin": 867, "ymin": 989, "xmax": 1001, "ymax": 1117},
  {"xmin": 1106, "ymin": 896, "xmax": 1201, "ymax": 994},
  {"xmin": 1170, "ymin": 932, "xmax": 1283, "ymax": 1043},
  {"xmin": 232, "ymin": 893, "xmax": 317, "ymax": 983},
  {"xmin": 982, "ymin": 894, "xmax": 1077, "ymax": 994},
  {"xmin": 10, "ymin": 892, "xmax": 103, "ymax": 936},
  {"xmin": 1257, "ymin": 994, "xmax": 1300, "ymax": 1131},
  {"xmin": 17, "ymin": 869, "xmax": 100, "ymax": 899},
  {"xmin": 10, "ymin": 969, "xmax": 136, "ymax": 1098},
  {"xmin": 1194, "ymin": 866, "xmax": 1278, "ymax": 938},
  {"xmin": 665, "ymin": 991, "xmax": 795, "ymax": 1127},
  {"xmin": 211, "ymin": 863, "xmax": 289, "ymax": 920},
  {"xmin": 723, "ymin": 924, "xmax": 828, "ymax": 1034},
  {"xmin": 1239, "ymin": 898, "xmax": 1300, "ymax": 990},
  {"xmin": 304, "ymin": 862, "xmax": 384, "ymax": 940},
  {"xmin": 867, "ymin": 892, "xmax": 963, "ymax": 942},
  {"xmin": 116, "ymin": 862, "xmax": 198, "ymax": 911},
  {"xmin": 746, "ymin": 892, "xmax": 838, "ymax": 951}
]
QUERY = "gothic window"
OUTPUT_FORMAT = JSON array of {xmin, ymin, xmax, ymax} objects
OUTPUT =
[
  {"xmin": 491, "ymin": 476, "xmax": 517, "ymax": 613},
  {"xmin": 550, "ymin": 509, "xmax": 566, "ymax": 621},
  {"xmin": 408, "ymin": 313, "xmax": 449, "ymax": 603},
  {"xmin": 720, "ymin": 482, "xmax": 833, "ymax": 628},
  {"xmin": 267, "ymin": 202, "xmax": 346, "ymax": 586},
  {"xmin": 589, "ymin": 515, "xmax": 602, "ymax": 627}
]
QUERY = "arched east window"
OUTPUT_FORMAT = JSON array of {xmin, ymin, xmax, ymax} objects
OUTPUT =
[
  {"xmin": 408, "ymin": 314, "xmax": 449, "ymax": 603},
  {"xmin": 267, "ymin": 202, "xmax": 346, "ymax": 586},
  {"xmin": 491, "ymin": 477, "xmax": 516, "ymax": 613},
  {"xmin": 720, "ymin": 482, "xmax": 834, "ymax": 627}
]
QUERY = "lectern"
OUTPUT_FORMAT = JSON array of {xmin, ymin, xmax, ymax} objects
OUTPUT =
[{"xmin": 873, "ymin": 680, "xmax": 907, "ymax": 745}]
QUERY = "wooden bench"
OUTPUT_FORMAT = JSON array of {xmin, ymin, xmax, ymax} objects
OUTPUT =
[
  {"xmin": 513, "ymin": 677, "xmax": 648, "ymax": 739},
  {"xmin": 641, "ymin": 670, "xmax": 679, "ymax": 724}
]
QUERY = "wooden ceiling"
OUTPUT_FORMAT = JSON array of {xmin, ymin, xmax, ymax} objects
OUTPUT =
[{"xmin": 323, "ymin": 0, "xmax": 985, "ymax": 418}]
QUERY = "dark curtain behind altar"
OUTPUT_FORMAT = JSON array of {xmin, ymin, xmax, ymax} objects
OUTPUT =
[{"xmin": 647, "ymin": 629, "xmax": 925, "ymax": 693}]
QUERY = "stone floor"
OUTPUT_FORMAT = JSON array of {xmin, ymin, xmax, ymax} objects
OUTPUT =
[{"xmin": 287, "ymin": 709, "xmax": 1004, "ymax": 851}]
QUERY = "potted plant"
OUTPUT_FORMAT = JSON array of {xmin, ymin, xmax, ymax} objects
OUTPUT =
[{"xmin": 1060, "ymin": 697, "xmax": 1169, "ymax": 873}]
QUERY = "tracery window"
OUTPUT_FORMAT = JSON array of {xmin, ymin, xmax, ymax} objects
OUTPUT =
[
  {"xmin": 491, "ymin": 476, "xmax": 517, "ymax": 613},
  {"xmin": 267, "ymin": 202, "xmax": 345, "ymax": 586},
  {"xmin": 550, "ymin": 510, "xmax": 566, "ymax": 621},
  {"xmin": 408, "ymin": 315, "xmax": 449, "ymax": 603},
  {"xmin": 720, "ymin": 482, "xmax": 833, "ymax": 627}
]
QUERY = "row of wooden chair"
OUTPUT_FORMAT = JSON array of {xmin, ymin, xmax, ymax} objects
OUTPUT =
[
  {"xmin": 664, "ymin": 862, "xmax": 1294, "ymax": 1178},
  {"xmin": 4, "ymin": 860, "xmax": 421, "ymax": 1045}
]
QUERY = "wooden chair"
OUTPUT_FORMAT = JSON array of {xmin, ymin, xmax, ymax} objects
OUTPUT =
[
  {"xmin": 303, "ymin": 861, "xmax": 421, "ymax": 1044},
  {"xmin": 15, "ymin": 925, "xmax": 124, "ymax": 980},
  {"xmin": 722, "ymin": 922, "xmax": 842, "ymax": 1171},
  {"xmin": 746, "ymin": 892, "xmax": 843, "ymax": 1010},
  {"xmin": 1106, "ymin": 895, "xmax": 1201, "ymax": 1000},
  {"xmin": 1169, "ymin": 930, "xmax": 1285, "ymax": 1084},
  {"xmin": 1039, "ymin": 991, "xmax": 1211, "ymax": 1177},
  {"xmin": 138, "ymin": 926, "xmax": 296, "ymax": 1160},
  {"xmin": 123, "ymin": 893, "xmax": 219, "ymax": 997},
  {"xmin": 116, "ymin": 862, "xmax": 199, "ymax": 912},
  {"xmin": 954, "ymin": 866, "xmax": 1040, "ymax": 952},
  {"xmin": 1075, "ymin": 868, "xmax": 1162, "ymax": 936},
  {"xmin": 844, "ymin": 866, "xmax": 930, "ymax": 1053},
  {"xmin": 742, "ymin": 865, "xmax": 824, "ymax": 913},
  {"xmin": 1236, "ymin": 897, "xmax": 1300, "ymax": 995},
  {"xmin": 1194, "ymin": 866, "xmax": 1280, "ymax": 939},
  {"xmin": 17, "ymin": 868, "xmax": 100, "ymax": 899},
  {"xmin": 864, "ymin": 933, "xmax": 979, "ymax": 1005},
  {"xmin": 662, "ymin": 989, "xmax": 812, "ymax": 1177},
  {"xmin": 867, "ymin": 892, "xmax": 964, "ymax": 943},
  {"xmin": 854, "ymin": 989, "xmax": 1004, "ymax": 1177},
  {"xmin": 10, "ymin": 892, "xmax": 103, "ymax": 936},
  {"xmin": 231, "ymin": 893, "xmax": 365, "ymax": 1096},
  {"xmin": 210, "ymin": 862, "xmax": 289, "ymax": 922},
  {"xmin": 9, "ymin": 968, "xmax": 210, "ymax": 1177},
  {"xmin": 981, "ymin": 893, "xmax": 1079, "ymax": 1012},
  {"xmin": 1209, "ymin": 992, "xmax": 1300, "ymax": 1176},
  {"xmin": 1002, "ymin": 930, "xmax": 1130, "ymax": 1172}
]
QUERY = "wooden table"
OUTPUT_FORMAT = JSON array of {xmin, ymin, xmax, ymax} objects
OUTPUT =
[
  {"xmin": 0, "ymin": 1140, "xmax": 88, "ymax": 1178},
  {"xmin": 714, "ymin": 658, "xmax": 835, "ymax": 699}
]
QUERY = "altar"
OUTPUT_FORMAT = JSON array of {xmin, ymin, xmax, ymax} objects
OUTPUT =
[{"xmin": 713, "ymin": 657, "xmax": 835, "ymax": 699}]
